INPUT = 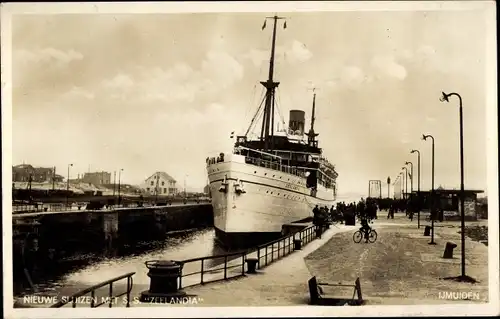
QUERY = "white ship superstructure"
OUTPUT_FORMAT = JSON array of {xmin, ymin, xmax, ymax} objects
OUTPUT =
[{"xmin": 205, "ymin": 15, "xmax": 338, "ymax": 247}]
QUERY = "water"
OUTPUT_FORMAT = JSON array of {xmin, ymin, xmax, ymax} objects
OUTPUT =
[{"xmin": 15, "ymin": 227, "xmax": 237, "ymax": 298}]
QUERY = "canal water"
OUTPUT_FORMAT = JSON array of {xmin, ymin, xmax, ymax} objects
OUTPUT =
[{"xmin": 14, "ymin": 227, "xmax": 236, "ymax": 299}]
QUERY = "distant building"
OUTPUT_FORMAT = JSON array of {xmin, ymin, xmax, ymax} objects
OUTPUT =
[
  {"xmin": 412, "ymin": 187, "xmax": 484, "ymax": 221},
  {"xmin": 82, "ymin": 171, "xmax": 111, "ymax": 185},
  {"xmin": 141, "ymin": 172, "xmax": 178, "ymax": 196},
  {"xmin": 12, "ymin": 164, "xmax": 64, "ymax": 183}
]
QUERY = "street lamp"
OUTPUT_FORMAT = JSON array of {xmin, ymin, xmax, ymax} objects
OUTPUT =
[
  {"xmin": 411, "ymin": 149, "xmax": 421, "ymax": 228},
  {"xmin": 66, "ymin": 163, "xmax": 73, "ymax": 207},
  {"xmin": 422, "ymin": 134, "xmax": 436, "ymax": 245},
  {"xmin": 399, "ymin": 172, "xmax": 404, "ymax": 200},
  {"xmin": 440, "ymin": 91, "xmax": 474, "ymax": 282},
  {"xmin": 405, "ymin": 161, "xmax": 414, "ymax": 194},
  {"xmin": 401, "ymin": 166, "xmax": 408, "ymax": 201},
  {"xmin": 118, "ymin": 169, "xmax": 123, "ymax": 205},
  {"xmin": 155, "ymin": 172, "xmax": 160, "ymax": 205}
]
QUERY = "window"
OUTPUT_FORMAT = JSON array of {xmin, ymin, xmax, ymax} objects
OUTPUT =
[
  {"xmin": 150, "ymin": 181, "xmax": 154, "ymax": 186},
  {"xmin": 162, "ymin": 181, "xmax": 165, "ymax": 186},
  {"xmin": 164, "ymin": 188, "xmax": 167, "ymax": 193},
  {"xmin": 147, "ymin": 188, "xmax": 150, "ymax": 191}
]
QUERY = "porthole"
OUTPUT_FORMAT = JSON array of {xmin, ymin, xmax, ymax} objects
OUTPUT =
[
  {"xmin": 254, "ymin": 171, "xmax": 257, "ymax": 174},
  {"xmin": 273, "ymin": 175, "xmax": 275, "ymax": 177},
  {"xmin": 266, "ymin": 191, "xmax": 269, "ymax": 193},
  {"xmin": 271, "ymin": 192, "xmax": 273, "ymax": 195},
  {"xmin": 264, "ymin": 173, "xmax": 267, "ymax": 176}
]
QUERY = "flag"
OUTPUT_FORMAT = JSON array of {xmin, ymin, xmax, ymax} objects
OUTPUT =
[
  {"xmin": 262, "ymin": 20, "xmax": 266, "ymax": 30},
  {"xmin": 230, "ymin": 131, "xmax": 235, "ymax": 139}
]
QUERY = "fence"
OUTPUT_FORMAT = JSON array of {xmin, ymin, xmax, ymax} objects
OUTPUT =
[
  {"xmin": 11, "ymin": 199, "xmax": 211, "ymax": 214},
  {"xmin": 177, "ymin": 224, "xmax": 317, "ymax": 289},
  {"xmin": 50, "ymin": 272, "xmax": 135, "ymax": 308}
]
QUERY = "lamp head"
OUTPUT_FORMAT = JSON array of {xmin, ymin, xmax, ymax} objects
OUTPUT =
[
  {"xmin": 405, "ymin": 161, "xmax": 410, "ymax": 165},
  {"xmin": 410, "ymin": 149, "xmax": 416, "ymax": 153},
  {"xmin": 440, "ymin": 91, "xmax": 450, "ymax": 102},
  {"xmin": 422, "ymin": 134, "xmax": 427, "ymax": 141}
]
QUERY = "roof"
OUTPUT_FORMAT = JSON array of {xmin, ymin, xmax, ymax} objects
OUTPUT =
[
  {"xmin": 13, "ymin": 165, "xmax": 53, "ymax": 173},
  {"xmin": 146, "ymin": 171, "xmax": 177, "ymax": 182}
]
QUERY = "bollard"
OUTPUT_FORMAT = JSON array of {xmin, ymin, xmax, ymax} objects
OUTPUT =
[
  {"xmin": 245, "ymin": 258, "xmax": 258, "ymax": 274},
  {"xmin": 294, "ymin": 239, "xmax": 302, "ymax": 250},
  {"xmin": 424, "ymin": 226, "xmax": 431, "ymax": 236},
  {"xmin": 443, "ymin": 242, "xmax": 457, "ymax": 259},
  {"xmin": 140, "ymin": 260, "xmax": 186, "ymax": 302}
]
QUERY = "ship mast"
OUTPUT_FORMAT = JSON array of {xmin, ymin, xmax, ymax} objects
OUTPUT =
[
  {"xmin": 260, "ymin": 15, "xmax": 287, "ymax": 151},
  {"xmin": 307, "ymin": 89, "xmax": 319, "ymax": 147}
]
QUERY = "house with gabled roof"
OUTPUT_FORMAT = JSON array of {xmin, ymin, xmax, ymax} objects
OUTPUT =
[{"xmin": 140, "ymin": 171, "xmax": 178, "ymax": 196}]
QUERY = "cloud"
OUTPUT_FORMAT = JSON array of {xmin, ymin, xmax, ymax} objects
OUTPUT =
[
  {"xmin": 371, "ymin": 55, "xmax": 408, "ymax": 80},
  {"xmin": 243, "ymin": 39, "xmax": 313, "ymax": 67},
  {"xmin": 102, "ymin": 73, "xmax": 134, "ymax": 89},
  {"xmin": 284, "ymin": 40, "xmax": 313, "ymax": 64},
  {"xmin": 340, "ymin": 66, "xmax": 367, "ymax": 86},
  {"xmin": 99, "ymin": 50, "xmax": 244, "ymax": 105},
  {"xmin": 15, "ymin": 48, "xmax": 83, "ymax": 65}
]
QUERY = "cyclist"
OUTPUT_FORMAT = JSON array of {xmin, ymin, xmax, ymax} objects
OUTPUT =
[{"xmin": 359, "ymin": 215, "xmax": 371, "ymax": 243}]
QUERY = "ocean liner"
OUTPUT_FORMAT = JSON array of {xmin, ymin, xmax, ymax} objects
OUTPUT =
[{"xmin": 206, "ymin": 15, "xmax": 338, "ymax": 247}]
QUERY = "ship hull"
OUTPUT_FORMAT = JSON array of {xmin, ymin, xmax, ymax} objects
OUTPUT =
[{"xmin": 207, "ymin": 153, "xmax": 335, "ymax": 248}]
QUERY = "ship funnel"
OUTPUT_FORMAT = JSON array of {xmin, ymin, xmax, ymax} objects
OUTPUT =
[{"xmin": 288, "ymin": 110, "xmax": 305, "ymax": 136}]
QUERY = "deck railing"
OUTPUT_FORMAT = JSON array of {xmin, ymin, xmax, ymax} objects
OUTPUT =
[
  {"xmin": 177, "ymin": 225, "xmax": 317, "ymax": 289},
  {"xmin": 50, "ymin": 272, "xmax": 135, "ymax": 308}
]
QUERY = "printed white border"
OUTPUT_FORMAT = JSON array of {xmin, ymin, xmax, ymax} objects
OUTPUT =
[{"xmin": 1, "ymin": 1, "xmax": 498, "ymax": 318}]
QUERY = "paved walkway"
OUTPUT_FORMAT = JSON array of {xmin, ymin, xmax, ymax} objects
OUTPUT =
[
  {"xmin": 305, "ymin": 216, "xmax": 490, "ymax": 305},
  {"xmin": 174, "ymin": 215, "xmax": 490, "ymax": 306}
]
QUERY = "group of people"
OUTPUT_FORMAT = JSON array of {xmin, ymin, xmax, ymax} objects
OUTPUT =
[{"xmin": 311, "ymin": 198, "xmax": 379, "ymax": 241}]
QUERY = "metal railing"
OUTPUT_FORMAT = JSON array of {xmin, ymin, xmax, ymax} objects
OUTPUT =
[
  {"xmin": 177, "ymin": 225, "xmax": 317, "ymax": 289},
  {"xmin": 178, "ymin": 251, "xmax": 246, "ymax": 289},
  {"xmin": 50, "ymin": 272, "xmax": 135, "ymax": 308},
  {"xmin": 11, "ymin": 200, "xmax": 211, "ymax": 215}
]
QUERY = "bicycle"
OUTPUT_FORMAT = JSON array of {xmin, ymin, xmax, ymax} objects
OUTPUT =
[{"xmin": 353, "ymin": 228, "xmax": 378, "ymax": 243}]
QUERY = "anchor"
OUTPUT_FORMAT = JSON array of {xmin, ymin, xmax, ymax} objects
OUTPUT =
[
  {"xmin": 218, "ymin": 175, "xmax": 229, "ymax": 193},
  {"xmin": 234, "ymin": 178, "xmax": 246, "ymax": 194}
]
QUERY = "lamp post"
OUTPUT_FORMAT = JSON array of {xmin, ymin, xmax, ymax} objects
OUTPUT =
[
  {"xmin": 440, "ymin": 91, "xmax": 473, "ymax": 282},
  {"xmin": 422, "ymin": 134, "xmax": 436, "ymax": 245},
  {"xmin": 401, "ymin": 167, "xmax": 408, "ymax": 201},
  {"xmin": 411, "ymin": 149, "xmax": 421, "ymax": 228},
  {"xmin": 113, "ymin": 171, "xmax": 116, "ymax": 196},
  {"xmin": 405, "ymin": 161, "xmax": 414, "ymax": 194},
  {"xmin": 118, "ymin": 169, "xmax": 123, "ymax": 206},
  {"xmin": 66, "ymin": 163, "xmax": 73, "ymax": 207},
  {"xmin": 155, "ymin": 172, "xmax": 160, "ymax": 205},
  {"xmin": 399, "ymin": 172, "xmax": 404, "ymax": 200}
]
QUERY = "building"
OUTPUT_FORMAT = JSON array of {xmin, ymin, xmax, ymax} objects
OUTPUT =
[
  {"xmin": 12, "ymin": 164, "xmax": 64, "ymax": 183},
  {"xmin": 141, "ymin": 172, "xmax": 178, "ymax": 196},
  {"xmin": 82, "ymin": 171, "xmax": 111, "ymax": 185},
  {"xmin": 411, "ymin": 187, "xmax": 484, "ymax": 221}
]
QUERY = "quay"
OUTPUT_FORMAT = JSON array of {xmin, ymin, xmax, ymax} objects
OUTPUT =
[{"xmin": 15, "ymin": 212, "xmax": 490, "ymax": 308}]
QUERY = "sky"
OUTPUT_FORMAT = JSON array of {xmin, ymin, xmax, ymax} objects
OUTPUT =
[{"xmin": 8, "ymin": 3, "xmax": 495, "ymax": 195}]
